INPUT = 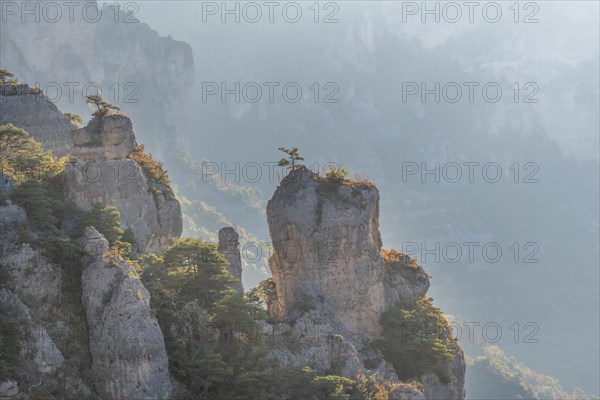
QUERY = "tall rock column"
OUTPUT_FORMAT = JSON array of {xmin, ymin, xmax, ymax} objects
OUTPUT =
[
  {"xmin": 79, "ymin": 227, "xmax": 171, "ymax": 399},
  {"xmin": 265, "ymin": 166, "xmax": 466, "ymax": 399},
  {"xmin": 266, "ymin": 167, "xmax": 385, "ymax": 342},
  {"xmin": 218, "ymin": 227, "xmax": 244, "ymax": 294}
]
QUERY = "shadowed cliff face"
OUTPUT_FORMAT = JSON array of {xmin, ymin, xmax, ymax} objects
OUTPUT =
[{"xmin": 266, "ymin": 166, "xmax": 466, "ymax": 399}]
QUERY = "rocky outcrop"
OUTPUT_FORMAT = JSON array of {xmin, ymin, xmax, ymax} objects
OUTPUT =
[
  {"xmin": 267, "ymin": 167, "xmax": 385, "ymax": 342},
  {"xmin": 218, "ymin": 227, "xmax": 244, "ymax": 294},
  {"xmin": 265, "ymin": 167, "xmax": 466, "ymax": 399},
  {"xmin": 0, "ymin": 84, "xmax": 74, "ymax": 157},
  {"xmin": 79, "ymin": 227, "xmax": 171, "ymax": 399},
  {"xmin": 0, "ymin": 205, "xmax": 92, "ymax": 399},
  {"xmin": 64, "ymin": 113, "xmax": 182, "ymax": 254},
  {"xmin": 0, "ymin": 1, "xmax": 194, "ymax": 155}
]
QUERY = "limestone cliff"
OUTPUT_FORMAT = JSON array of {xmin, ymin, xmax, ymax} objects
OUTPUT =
[
  {"xmin": 0, "ymin": 0, "xmax": 194, "ymax": 155},
  {"xmin": 0, "ymin": 84, "xmax": 74, "ymax": 157},
  {"xmin": 0, "ymin": 202, "xmax": 93, "ymax": 399},
  {"xmin": 64, "ymin": 113, "xmax": 182, "ymax": 254},
  {"xmin": 265, "ymin": 167, "xmax": 466, "ymax": 399},
  {"xmin": 0, "ymin": 84, "xmax": 180, "ymax": 398},
  {"xmin": 1, "ymin": 83, "xmax": 183, "ymax": 254},
  {"xmin": 79, "ymin": 227, "xmax": 171, "ymax": 399},
  {"xmin": 217, "ymin": 227, "xmax": 244, "ymax": 295}
]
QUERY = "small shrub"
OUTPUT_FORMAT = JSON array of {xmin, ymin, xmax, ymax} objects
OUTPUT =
[
  {"xmin": 323, "ymin": 164, "xmax": 349, "ymax": 183},
  {"xmin": 128, "ymin": 144, "xmax": 171, "ymax": 186},
  {"xmin": 63, "ymin": 112, "xmax": 83, "ymax": 127}
]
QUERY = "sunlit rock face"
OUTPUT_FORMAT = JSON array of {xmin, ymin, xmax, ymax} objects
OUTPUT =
[
  {"xmin": 267, "ymin": 166, "xmax": 386, "ymax": 342},
  {"xmin": 64, "ymin": 113, "xmax": 182, "ymax": 254},
  {"xmin": 265, "ymin": 166, "xmax": 466, "ymax": 399},
  {"xmin": 79, "ymin": 227, "xmax": 171, "ymax": 400}
]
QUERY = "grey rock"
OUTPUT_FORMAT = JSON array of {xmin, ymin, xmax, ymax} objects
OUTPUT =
[
  {"xmin": 0, "ymin": 204, "xmax": 26, "ymax": 243},
  {"xmin": 71, "ymin": 114, "xmax": 137, "ymax": 160},
  {"xmin": 0, "ymin": 244, "xmax": 61, "ymax": 319},
  {"xmin": 1, "ymin": 6, "xmax": 194, "ymax": 156},
  {"xmin": 267, "ymin": 167, "xmax": 385, "ymax": 342},
  {"xmin": 64, "ymin": 114, "xmax": 182, "ymax": 254},
  {"xmin": 0, "ymin": 289, "xmax": 65, "ymax": 392},
  {"xmin": 0, "ymin": 84, "xmax": 74, "ymax": 157},
  {"xmin": 265, "ymin": 166, "xmax": 466, "ymax": 399},
  {"xmin": 0, "ymin": 173, "xmax": 14, "ymax": 195},
  {"xmin": 218, "ymin": 227, "xmax": 244, "ymax": 294},
  {"xmin": 420, "ymin": 346, "xmax": 466, "ymax": 400},
  {"xmin": 80, "ymin": 227, "xmax": 171, "ymax": 399},
  {"xmin": 0, "ymin": 380, "xmax": 18, "ymax": 399}
]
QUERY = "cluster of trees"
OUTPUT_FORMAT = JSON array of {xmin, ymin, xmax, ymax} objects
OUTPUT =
[
  {"xmin": 141, "ymin": 238, "xmax": 409, "ymax": 399},
  {"xmin": 1, "ymin": 123, "xmax": 67, "ymax": 231}
]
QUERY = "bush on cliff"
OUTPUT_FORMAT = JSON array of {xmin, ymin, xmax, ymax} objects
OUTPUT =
[
  {"xmin": 1, "ymin": 124, "xmax": 67, "ymax": 231},
  {"xmin": 74, "ymin": 203, "xmax": 124, "ymax": 244},
  {"xmin": 128, "ymin": 144, "xmax": 171, "ymax": 186},
  {"xmin": 0, "ymin": 124, "xmax": 65, "ymax": 184},
  {"xmin": 377, "ymin": 297, "xmax": 456, "ymax": 384}
]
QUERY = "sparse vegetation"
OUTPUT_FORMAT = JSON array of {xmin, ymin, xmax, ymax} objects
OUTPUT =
[
  {"xmin": 128, "ymin": 144, "xmax": 171, "ymax": 186},
  {"xmin": 0, "ymin": 68, "xmax": 17, "ymax": 85},
  {"xmin": 381, "ymin": 248, "xmax": 420, "ymax": 270},
  {"xmin": 278, "ymin": 147, "xmax": 304, "ymax": 171},
  {"xmin": 85, "ymin": 94, "xmax": 120, "ymax": 116},
  {"xmin": 0, "ymin": 124, "xmax": 66, "ymax": 184},
  {"xmin": 377, "ymin": 297, "xmax": 456, "ymax": 384},
  {"xmin": 323, "ymin": 163, "xmax": 349, "ymax": 182},
  {"xmin": 468, "ymin": 346, "xmax": 599, "ymax": 400},
  {"xmin": 63, "ymin": 112, "xmax": 83, "ymax": 127}
]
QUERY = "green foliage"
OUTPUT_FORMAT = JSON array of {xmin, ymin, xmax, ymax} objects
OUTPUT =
[
  {"xmin": 128, "ymin": 144, "xmax": 171, "ymax": 186},
  {"xmin": 75, "ymin": 203, "xmax": 124, "ymax": 244},
  {"xmin": 323, "ymin": 163, "xmax": 349, "ymax": 183},
  {"xmin": 12, "ymin": 181, "xmax": 62, "ymax": 231},
  {"xmin": 0, "ymin": 124, "xmax": 65, "ymax": 184},
  {"xmin": 142, "ymin": 237, "xmax": 415, "ymax": 399},
  {"xmin": 85, "ymin": 94, "xmax": 120, "ymax": 116},
  {"xmin": 161, "ymin": 238, "xmax": 236, "ymax": 310},
  {"xmin": 277, "ymin": 147, "xmax": 304, "ymax": 170},
  {"xmin": 0, "ymin": 318, "xmax": 21, "ymax": 381},
  {"xmin": 468, "ymin": 346, "xmax": 599, "ymax": 400},
  {"xmin": 0, "ymin": 68, "xmax": 17, "ymax": 85},
  {"xmin": 246, "ymin": 278, "xmax": 276, "ymax": 309},
  {"xmin": 63, "ymin": 112, "xmax": 83, "ymax": 126},
  {"xmin": 377, "ymin": 297, "xmax": 455, "ymax": 384}
]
